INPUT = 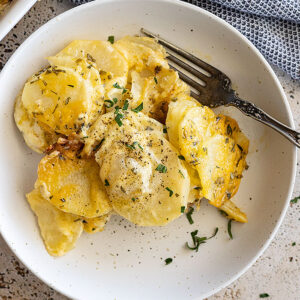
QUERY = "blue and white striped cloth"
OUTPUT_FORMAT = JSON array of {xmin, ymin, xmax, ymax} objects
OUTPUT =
[{"xmin": 70, "ymin": 0, "xmax": 300, "ymax": 80}]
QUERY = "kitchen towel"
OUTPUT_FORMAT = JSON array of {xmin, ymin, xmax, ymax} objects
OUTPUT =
[{"xmin": 70, "ymin": 0, "xmax": 300, "ymax": 79}]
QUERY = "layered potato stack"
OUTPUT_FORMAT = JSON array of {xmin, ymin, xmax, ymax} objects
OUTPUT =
[{"xmin": 14, "ymin": 36, "xmax": 249, "ymax": 256}]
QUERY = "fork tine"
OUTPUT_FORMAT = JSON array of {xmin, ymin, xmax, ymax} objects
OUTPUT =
[
  {"xmin": 141, "ymin": 28, "xmax": 220, "ymax": 76},
  {"xmin": 169, "ymin": 64, "xmax": 206, "ymax": 93},
  {"xmin": 167, "ymin": 53, "xmax": 208, "ymax": 84}
]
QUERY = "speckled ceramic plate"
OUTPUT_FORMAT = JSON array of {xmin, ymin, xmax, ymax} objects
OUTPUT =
[
  {"xmin": 0, "ymin": 0, "xmax": 296, "ymax": 299},
  {"xmin": 0, "ymin": 0, "xmax": 37, "ymax": 41}
]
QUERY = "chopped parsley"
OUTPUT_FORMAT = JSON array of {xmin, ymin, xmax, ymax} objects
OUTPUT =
[
  {"xmin": 291, "ymin": 196, "xmax": 300, "ymax": 204},
  {"xmin": 104, "ymin": 99, "xmax": 114, "ymax": 108},
  {"xmin": 292, "ymin": 242, "xmax": 296, "ymax": 246},
  {"xmin": 220, "ymin": 210, "xmax": 228, "ymax": 217},
  {"xmin": 179, "ymin": 169, "xmax": 185, "ymax": 178},
  {"xmin": 181, "ymin": 206, "xmax": 185, "ymax": 213},
  {"xmin": 163, "ymin": 127, "xmax": 167, "ymax": 133},
  {"xmin": 155, "ymin": 164, "xmax": 167, "ymax": 173},
  {"xmin": 259, "ymin": 294, "xmax": 270, "ymax": 298},
  {"xmin": 154, "ymin": 77, "xmax": 158, "ymax": 84},
  {"xmin": 132, "ymin": 102, "xmax": 143, "ymax": 113},
  {"xmin": 186, "ymin": 230, "xmax": 206, "ymax": 252},
  {"xmin": 166, "ymin": 187, "xmax": 173, "ymax": 197},
  {"xmin": 125, "ymin": 141, "xmax": 143, "ymax": 150},
  {"xmin": 178, "ymin": 155, "xmax": 185, "ymax": 160},
  {"xmin": 122, "ymin": 99, "xmax": 129, "ymax": 110},
  {"xmin": 113, "ymin": 82, "xmax": 122, "ymax": 89},
  {"xmin": 186, "ymin": 227, "xmax": 219, "ymax": 252},
  {"xmin": 186, "ymin": 207, "xmax": 194, "ymax": 224},
  {"xmin": 67, "ymin": 84, "xmax": 74, "ymax": 88},
  {"xmin": 104, "ymin": 179, "xmax": 109, "ymax": 186},
  {"xmin": 115, "ymin": 113, "xmax": 124, "ymax": 127},
  {"xmin": 131, "ymin": 198, "xmax": 136, "ymax": 202},
  {"xmin": 108, "ymin": 35, "xmax": 115, "ymax": 44},
  {"xmin": 165, "ymin": 258, "xmax": 173, "ymax": 265},
  {"xmin": 113, "ymin": 82, "xmax": 126, "ymax": 94},
  {"xmin": 113, "ymin": 97, "xmax": 118, "ymax": 104},
  {"xmin": 227, "ymin": 219, "xmax": 233, "ymax": 239},
  {"xmin": 93, "ymin": 138, "xmax": 105, "ymax": 152}
]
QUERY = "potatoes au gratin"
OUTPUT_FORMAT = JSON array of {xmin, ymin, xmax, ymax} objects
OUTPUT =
[{"xmin": 14, "ymin": 36, "xmax": 249, "ymax": 256}]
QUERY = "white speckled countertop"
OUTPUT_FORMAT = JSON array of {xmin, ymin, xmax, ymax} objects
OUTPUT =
[{"xmin": 0, "ymin": 1, "xmax": 299, "ymax": 299}]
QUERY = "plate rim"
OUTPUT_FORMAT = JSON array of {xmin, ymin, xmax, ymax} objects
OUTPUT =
[{"xmin": 0, "ymin": 0, "xmax": 297, "ymax": 299}]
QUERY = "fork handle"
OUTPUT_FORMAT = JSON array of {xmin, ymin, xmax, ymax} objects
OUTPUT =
[{"xmin": 229, "ymin": 94, "xmax": 300, "ymax": 148}]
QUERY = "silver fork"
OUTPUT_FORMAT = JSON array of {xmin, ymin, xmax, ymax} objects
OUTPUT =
[{"xmin": 141, "ymin": 28, "xmax": 300, "ymax": 148}]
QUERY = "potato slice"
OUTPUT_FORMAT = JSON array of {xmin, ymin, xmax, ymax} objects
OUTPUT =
[
  {"xmin": 97, "ymin": 131, "xmax": 190, "ymax": 226},
  {"xmin": 49, "ymin": 40, "xmax": 128, "ymax": 104},
  {"xmin": 22, "ymin": 63, "xmax": 104, "ymax": 138},
  {"xmin": 83, "ymin": 110, "xmax": 190, "ymax": 226},
  {"xmin": 83, "ymin": 214, "xmax": 111, "ymax": 233},
  {"xmin": 166, "ymin": 94, "xmax": 200, "ymax": 149},
  {"xmin": 130, "ymin": 70, "xmax": 189, "ymax": 123},
  {"xmin": 168, "ymin": 97, "xmax": 249, "ymax": 210},
  {"xmin": 26, "ymin": 188, "xmax": 83, "ymax": 256},
  {"xmin": 14, "ymin": 92, "xmax": 57, "ymax": 153},
  {"xmin": 220, "ymin": 200, "xmax": 247, "ymax": 223},
  {"xmin": 83, "ymin": 109, "xmax": 165, "ymax": 156},
  {"xmin": 55, "ymin": 40, "xmax": 128, "ymax": 78},
  {"xmin": 114, "ymin": 36, "xmax": 168, "ymax": 72},
  {"xmin": 37, "ymin": 150, "xmax": 111, "ymax": 218}
]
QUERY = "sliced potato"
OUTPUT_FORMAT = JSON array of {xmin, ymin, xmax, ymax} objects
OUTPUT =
[
  {"xmin": 37, "ymin": 149, "xmax": 111, "ymax": 218},
  {"xmin": 83, "ymin": 109, "xmax": 165, "ymax": 156},
  {"xmin": 83, "ymin": 214, "xmax": 111, "ymax": 233},
  {"xmin": 83, "ymin": 110, "xmax": 190, "ymax": 226},
  {"xmin": 220, "ymin": 200, "xmax": 248, "ymax": 223},
  {"xmin": 130, "ymin": 69, "xmax": 189, "ymax": 123},
  {"xmin": 26, "ymin": 188, "xmax": 83, "ymax": 256},
  {"xmin": 22, "ymin": 63, "xmax": 104, "ymax": 138},
  {"xmin": 166, "ymin": 94, "xmax": 200, "ymax": 149},
  {"xmin": 55, "ymin": 40, "xmax": 128, "ymax": 77},
  {"xmin": 168, "ymin": 97, "xmax": 249, "ymax": 211},
  {"xmin": 14, "ymin": 92, "xmax": 57, "ymax": 153},
  {"xmin": 114, "ymin": 36, "xmax": 168, "ymax": 72},
  {"xmin": 97, "ymin": 131, "xmax": 190, "ymax": 226}
]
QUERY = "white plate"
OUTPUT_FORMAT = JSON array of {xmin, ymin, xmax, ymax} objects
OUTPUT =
[
  {"xmin": 0, "ymin": 0, "xmax": 36, "ymax": 41},
  {"xmin": 0, "ymin": 0, "xmax": 296, "ymax": 299}
]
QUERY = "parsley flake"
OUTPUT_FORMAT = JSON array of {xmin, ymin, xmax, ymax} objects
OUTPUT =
[
  {"xmin": 179, "ymin": 169, "xmax": 185, "ymax": 178},
  {"xmin": 108, "ymin": 35, "xmax": 115, "ymax": 44},
  {"xmin": 292, "ymin": 242, "xmax": 296, "ymax": 246},
  {"xmin": 186, "ymin": 207, "xmax": 194, "ymax": 224},
  {"xmin": 132, "ymin": 102, "xmax": 143, "ymax": 113},
  {"xmin": 291, "ymin": 196, "xmax": 300, "ymax": 204},
  {"xmin": 163, "ymin": 127, "xmax": 167, "ymax": 133},
  {"xmin": 115, "ymin": 113, "xmax": 124, "ymax": 127},
  {"xmin": 104, "ymin": 99, "xmax": 114, "ymax": 108},
  {"xmin": 113, "ymin": 82, "xmax": 122, "ymax": 89},
  {"xmin": 123, "ymin": 99, "xmax": 129, "ymax": 110},
  {"xmin": 181, "ymin": 206, "xmax": 185, "ymax": 213},
  {"xmin": 259, "ymin": 294, "xmax": 270, "ymax": 298},
  {"xmin": 228, "ymin": 219, "xmax": 233, "ymax": 239},
  {"xmin": 104, "ymin": 179, "xmax": 109, "ymax": 186},
  {"xmin": 154, "ymin": 77, "xmax": 158, "ymax": 84},
  {"xmin": 165, "ymin": 258, "xmax": 173, "ymax": 265},
  {"xmin": 155, "ymin": 164, "xmax": 167, "ymax": 173},
  {"xmin": 166, "ymin": 187, "xmax": 173, "ymax": 197},
  {"xmin": 178, "ymin": 155, "xmax": 185, "ymax": 160}
]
